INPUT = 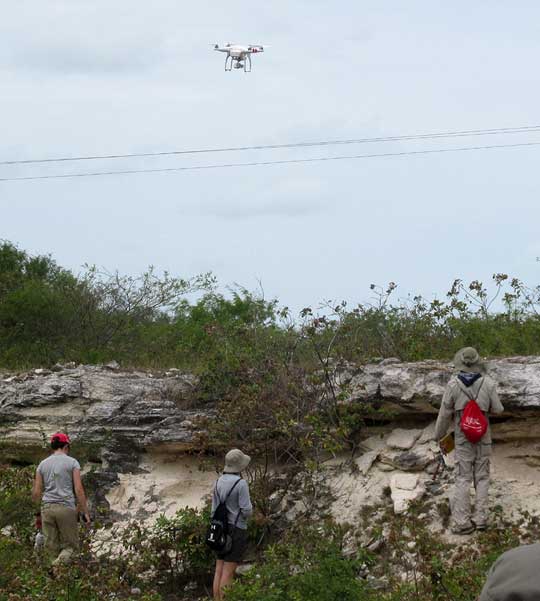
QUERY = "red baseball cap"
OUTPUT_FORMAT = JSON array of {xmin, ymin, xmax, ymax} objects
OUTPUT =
[{"xmin": 51, "ymin": 432, "xmax": 71, "ymax": 444}]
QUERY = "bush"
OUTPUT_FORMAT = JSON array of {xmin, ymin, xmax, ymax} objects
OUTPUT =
[
  {"xmin": 120, "ymin": 506, "xmax": 215, "ymax": 592},
  {"xmin": 225, "ymin": 525, "xmax": 367, "ymax": 601},
  {"xmin": 0, "ymin": 466, "xmax": 35, "ymax": 537}
]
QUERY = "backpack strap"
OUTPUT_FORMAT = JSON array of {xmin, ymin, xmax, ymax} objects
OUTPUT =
[
  {"xmin": 457, "ymin": 376, "xmax": 485, "ymax": 402},
  {"xmin": 233, "ymin": 508, "xmax": 243, "ymax": 528}
]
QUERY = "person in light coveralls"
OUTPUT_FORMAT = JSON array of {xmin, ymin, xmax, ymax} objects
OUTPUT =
[{"xmin": 434, "ymin": 347, "xmax": 504, "ymax": 534}]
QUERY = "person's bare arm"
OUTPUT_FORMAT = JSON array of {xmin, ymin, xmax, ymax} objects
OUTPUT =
[
  {"xmin": 73, "ymin": 469, "xmax": 90, "ymax": 521},
  {"xmin": 32, "ymin": 471, "xmax": 44, "ymax": 504}
]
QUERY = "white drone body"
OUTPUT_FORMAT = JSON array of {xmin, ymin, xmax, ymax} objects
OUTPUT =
[{"xmin": 213, "ymin": 43, "xmax": 267, "ymax": 72}]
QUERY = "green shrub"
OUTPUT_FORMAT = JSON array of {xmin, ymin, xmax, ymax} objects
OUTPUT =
[
  {"xmin": 225, "ymin": 525, "xmax": 367, "ymax": 601},
  {"xmin": 0, "ymin": 465, "xmax": 35, "ymax": 538},
  {"xmin": 121, "ymin": 506, "xmax": 214, "ymax": 591}
]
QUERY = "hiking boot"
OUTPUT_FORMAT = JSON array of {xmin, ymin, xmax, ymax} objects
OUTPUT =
[
  {"xmin": 473, "ymin": 521, "xmax": 487, "ymax": 531},
  {"xmin": 451, "ymin": 524, "xmax": 475, "ymax": 535}
]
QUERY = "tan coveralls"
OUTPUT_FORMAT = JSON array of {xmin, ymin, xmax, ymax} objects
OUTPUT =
[{"xmin": 434, "ymin": 375, "xmax": 504, "ymax": 529}]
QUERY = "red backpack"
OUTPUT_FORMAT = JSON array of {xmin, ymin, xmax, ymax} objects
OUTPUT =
[{"xmin": 460, "ymin": 378, "xmax": 488, "ymax": 444}]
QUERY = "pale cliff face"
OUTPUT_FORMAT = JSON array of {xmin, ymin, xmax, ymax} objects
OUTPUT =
[{"xmin": 3, "ymin": 357, "xmax": 540, "ymax": 528}]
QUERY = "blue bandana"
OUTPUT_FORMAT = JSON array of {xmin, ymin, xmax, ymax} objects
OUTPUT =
[{"xmin": 458, "ymin": 372, "xmax": 482, "ymax": 387}]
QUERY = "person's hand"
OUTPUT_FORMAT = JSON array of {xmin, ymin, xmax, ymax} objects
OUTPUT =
[{"xmin": 81, "ymin": 512, "xmax": 91, "ymax": 526}]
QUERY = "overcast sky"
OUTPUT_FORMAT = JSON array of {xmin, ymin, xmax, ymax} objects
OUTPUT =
[{"xmin": 1, "ymin": 1, "xmax": 539, "ymax": 312}]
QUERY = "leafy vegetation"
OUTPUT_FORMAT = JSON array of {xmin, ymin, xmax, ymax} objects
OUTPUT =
[
  {"xmin": 3, "ymin": 241, "xmax": 540, "ymax": 372},
  {"xmin": 3, "ymin": 241, "xmax": 540, "ymax": 599},
  {"xmin": 0, "ymin": 464, "xmax": 209, "ymax": 600}
]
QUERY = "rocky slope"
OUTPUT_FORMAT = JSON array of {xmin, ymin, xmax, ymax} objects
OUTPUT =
[{"xmin": 2, "ymin": 357, "xmax": 540, "ymax": 526}]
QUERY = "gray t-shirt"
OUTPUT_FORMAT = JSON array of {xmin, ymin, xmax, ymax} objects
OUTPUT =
[{"xmin": 37, "ymin": 454, "xmax": 81, "ymax": 509}]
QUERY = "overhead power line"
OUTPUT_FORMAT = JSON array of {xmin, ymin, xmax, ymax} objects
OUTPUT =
[
  {"xmin": 1, "ymin": 140, "xmax": 539, "ymax": 182},
  {"xmin": 1, "ymin": 124, "xmax": 540, "ymax": 166}
]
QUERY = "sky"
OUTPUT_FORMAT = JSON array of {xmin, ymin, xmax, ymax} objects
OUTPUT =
[{"xmin": 1, "ymin": 1, "xmax": 540, "ymax": 313}]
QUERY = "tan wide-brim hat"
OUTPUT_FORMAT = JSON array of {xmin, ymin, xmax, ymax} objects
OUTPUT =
[
  {"xmin": 223, "ymin": 449, "xmax": 251, "ymax": 473},
  {"xmin": 453, "ymin": 347, "xmax": 486, "ymax": 373}
]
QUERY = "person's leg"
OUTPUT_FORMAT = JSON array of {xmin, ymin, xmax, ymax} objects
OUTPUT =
[
  {"xmin": 473, "ymin": 444, "xmax": 491, "ymax": 528},
  {"xmin": 219, "ymin": 561, "xmax": 238, "ymax": 598},
  {"xmin": 213, "ymin": 560, "xmax": 224, "ymax": 600},
  {"xmin": 452, "ymin": 443, "xmax": 475, "ymax": 533},
  {"xmin": 41, "ymin": 505, "xmax": 60, "ymax": 565},
  {"xmin": 53, "ymin": 506, "xmax": 79, "ymax": 565}
]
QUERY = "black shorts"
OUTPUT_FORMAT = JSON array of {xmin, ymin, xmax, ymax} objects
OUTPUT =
[{"xmin": 216, "ymin": 526, "xmax": 248, "ymax": 563}]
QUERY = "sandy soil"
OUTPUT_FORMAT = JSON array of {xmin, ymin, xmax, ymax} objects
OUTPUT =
[{"xmin": 106, "ymin": 453, "xmax": 217, "ymax": 520}]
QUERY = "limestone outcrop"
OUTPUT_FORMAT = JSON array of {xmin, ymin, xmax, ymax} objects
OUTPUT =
[
  {"xmin": 0, "ymin": 364, "xmax": 206, "ymax": 456},
  {"xmin": 2, "ymin": 357, "xmax": 540, "ymax": 531},
  {"xmin": 339, "ymin": 355, "xmax": 540, "ymax": 413},
  {"xmin": 2, "ymin": 356, "xmax": 540, "ymax": 459}
]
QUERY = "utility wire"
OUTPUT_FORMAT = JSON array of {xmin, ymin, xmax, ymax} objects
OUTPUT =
[
  {"xmin": 2, "ymin": 125, "xmax": 540, "ymax": 166},
  {"xmin": 1, "ymin": 140, "xmax": 539, "ymax": 182}
]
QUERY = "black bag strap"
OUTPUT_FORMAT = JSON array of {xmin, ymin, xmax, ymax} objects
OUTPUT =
[{"xmin": 233, "ymin": 508, "xmax": 242, "ymax": 528}]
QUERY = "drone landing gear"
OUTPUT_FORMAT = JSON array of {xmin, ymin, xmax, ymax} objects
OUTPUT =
[{"xmin": 224, "ymin": 55, "xmax": 252, "ymax": 72}]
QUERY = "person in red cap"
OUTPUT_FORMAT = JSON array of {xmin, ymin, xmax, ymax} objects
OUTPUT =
[{"xmin": 32, "ymin": 432, "xmax": 90, "ymax": 569}]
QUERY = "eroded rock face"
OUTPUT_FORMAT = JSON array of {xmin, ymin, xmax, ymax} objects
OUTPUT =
[
  {"xmin": 2, "ymin": 357, "xmax": 540, "ymax": 524},
  {"xmin": 339, "ymin": 356, "xmax": 540, "ymax": 413},
  {"xmin": 3, "ymin": 356, "xmax": 540, "ymax": 455},
  {"xmin": 0, "ymin": 365, "xmax": 207, "ymax": 455}
]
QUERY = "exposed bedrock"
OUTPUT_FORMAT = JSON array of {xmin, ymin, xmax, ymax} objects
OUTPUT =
[
  {"xmin": 2, "ymin": 357, "xmax": 540, "ymax": 526},
  {"xmin": 2, "ymin": 356, "xmax": 540, "ymax": 457},
  {"xmin": 0, "ymin": 365, "xmax": 208, "ymax": 458}
]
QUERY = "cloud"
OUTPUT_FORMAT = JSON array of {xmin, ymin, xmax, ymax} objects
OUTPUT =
[
  {"xmin": 200, "ymin": 198, "xmax": 326, "ymax": 220},
  {"xmin": 0, "ymin": 2, "xmax": 173, "ymax": 75},
  {"xmin": 4, "ymin": 42, "xmax": 165, "ymax": 75}
]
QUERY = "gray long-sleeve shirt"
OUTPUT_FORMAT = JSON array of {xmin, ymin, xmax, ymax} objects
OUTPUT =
[
  {"xmin": 211, "ymin": 474, "xmax": 253, "ymax": 530},
  {"xmin": 434, "ymin": 374, "xmax": 504, "ymax": 443}
]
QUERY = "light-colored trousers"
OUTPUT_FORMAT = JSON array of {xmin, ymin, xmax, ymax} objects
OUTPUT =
[
  {"xmin": 41, "ymin": 503, "xmax": 79, "ymax": 565},
  {"xmin": 451, "ymin": 442, "xmax": 491, "ymax": 529}
]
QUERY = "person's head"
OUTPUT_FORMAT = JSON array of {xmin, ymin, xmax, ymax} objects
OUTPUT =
[
  {"xmin": 223, "ymin": 449, "xmax": 251, "ymax": 474},
  {"xmin": 453, "ymin": 346, "xmax": 486, "ymax": 374},
  {"xmin": 479, "ymin": 543, "xmax": 540, "ymax": 601},
  {"xmin": 50, "ymin": 432, "xmax": 71, "ymax": 453}
]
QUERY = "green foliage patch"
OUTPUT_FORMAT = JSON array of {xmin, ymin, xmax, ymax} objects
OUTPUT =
[{"xmin": 3, "ymin": 240, "xmax": 540, "ymax": 372}]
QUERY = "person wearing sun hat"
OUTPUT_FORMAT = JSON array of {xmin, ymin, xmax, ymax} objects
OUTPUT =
[
  {"xmin": 211, "ymin": 449, "xmax": 253, "ymax": 600},
  {"xmin": 434, "ymin": 347, "xmax": 504, "ymax": 534},
  {"xmin": 478, "ymin": 543, "xmax": 540, "ymax": 600},
  {"xmin": 32, "ymin": 432, "xmax": 90, "ymax": 569}
]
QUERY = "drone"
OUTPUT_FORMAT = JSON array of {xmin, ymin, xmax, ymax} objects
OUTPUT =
[{"xmin": 213, "ymin": 43, "xmax": 268, "ymax": 72}]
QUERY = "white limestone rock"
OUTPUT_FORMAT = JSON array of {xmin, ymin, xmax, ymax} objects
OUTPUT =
[
  {"xmin": 390, "ymin": 473, "xmax": 425, "ymax": 514},
  {"xmin": 360, "ymin": 435, "xmax": 387, "ymax": 452},
  {"xmin": 380, "ymin": 443, "xmax": 436, "ymax": 472},
  {"xmin": 355, "ymin": 450, "xmax": 379, "ymax": 476},
  {"xmin": 343, "ymin": 356, "xmax": 540, "ymax": 411},
  {"xmin": 387, "ymin": 429, "xmax": 422, "ymax": 450},
  {"xmin": 418, "ymin": 422, "xmax": 437, "ymax": 444}
]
